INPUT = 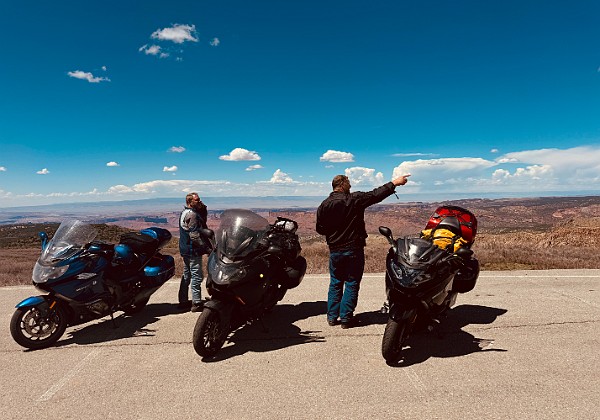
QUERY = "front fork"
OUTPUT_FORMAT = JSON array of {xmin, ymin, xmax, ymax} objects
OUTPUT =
[{"xmin": 15, "ymin": 295, "xmax": 65, "ymax": 324}]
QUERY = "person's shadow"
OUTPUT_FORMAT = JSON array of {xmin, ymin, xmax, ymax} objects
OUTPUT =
[
  {"xmin": 202, "ymin": 300, "xmax": 327, "ymax": 362},
  {"xmin": 52, "ymin": 303, "xmax": 187, "ymax": 348},
  {"xmin": 384, "ymin": 304, "xmax": 508, "ymax": 367}
]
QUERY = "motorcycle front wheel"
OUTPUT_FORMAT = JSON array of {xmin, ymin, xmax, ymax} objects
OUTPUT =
[
  {"xmin": 10, "ymin": 304, "xmax": 68, "ymax": 350},
  {"xmin": 193, "ymin": 307, "xmax": 227, "ymax": 357},
  {"xmin": 381, "ymin": 317, "xmax": 409, "ymax": 363}
]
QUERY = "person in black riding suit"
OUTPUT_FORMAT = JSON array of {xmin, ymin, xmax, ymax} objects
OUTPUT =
[{"xmin": 316, "ymin": 173, "xmax": 410, "ymax": 328}]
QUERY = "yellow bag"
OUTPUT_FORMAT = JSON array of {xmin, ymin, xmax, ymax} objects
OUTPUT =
[{"xmin": 420, "ymin": 228, "xmax": 469, "ymax": 253}]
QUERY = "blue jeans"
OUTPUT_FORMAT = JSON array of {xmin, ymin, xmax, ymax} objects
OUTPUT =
[
  {"xmin": 179, "ymin": 255, "xmax": 203, "ymax": 304},
  {"xmin": 327, "ymin": 248, "xmax": 365, "ymax": 323}
]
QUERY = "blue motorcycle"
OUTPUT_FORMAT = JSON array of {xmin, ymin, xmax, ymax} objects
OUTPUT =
[{"xmin": 10, "ymin": 219, "xmax": 175, "ymax": 350}]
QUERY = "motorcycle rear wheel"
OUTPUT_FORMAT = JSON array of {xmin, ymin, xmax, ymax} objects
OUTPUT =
[
  {"xmin": 381, "ymin": 317, "xmax": 409, "ymax": 363},
  {"xmin": 10, "ymin": 304, "xmax": 67, "ymax": 350},
  {"xmin": 193, "ymin": 308, "xmax": 226, "ymax": 357}
]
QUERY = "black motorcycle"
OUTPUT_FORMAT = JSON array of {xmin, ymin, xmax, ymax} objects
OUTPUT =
[
  {"xmin": 378, "ymin": 221, "xmax": 479, "ymax": 364},
  {"xmin": 10, "ymin": 219, "xmax": 175, "ymax": 350},
  {"xmin": 192, "ymin": 209, "xmax": 306, "ymax": 358}
]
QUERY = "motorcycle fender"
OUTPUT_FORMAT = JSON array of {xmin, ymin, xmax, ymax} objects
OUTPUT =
[
  {"xmin": 389, "ymin": 304, "xmax": 417, "ymax": 323},
  {"xmin": 15, "ymin": 295, "xmax": 47, "ymax": 309},
  {"xmin": 203, "ymin": 299, "xmax": 235, "ymax": 326}
]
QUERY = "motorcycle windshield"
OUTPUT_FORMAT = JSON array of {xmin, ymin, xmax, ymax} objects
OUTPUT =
[
  {"xmin": 396, "ymin": 237, "xmax": 447, "ymax": 269},
  {"xmin": 38, "ymin": 220, "xmax": 98, "ymax": 265},
  {"xmin": 215, "ymin": 209, "xmax": 270, "ymax": 261}
]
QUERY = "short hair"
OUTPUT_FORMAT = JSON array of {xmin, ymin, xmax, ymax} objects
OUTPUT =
[
  {"xmin": 332, "ymin": 175, "xmax": 349, "ymax": 190},
  {"xmin": 186, "ymin": 192, "xmax": 199, "ymax": 206}
]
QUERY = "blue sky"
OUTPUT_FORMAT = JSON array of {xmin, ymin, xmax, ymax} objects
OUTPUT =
[{"xmin": 1, "ymin": 1, "xmax": 600, "ymax": 207}]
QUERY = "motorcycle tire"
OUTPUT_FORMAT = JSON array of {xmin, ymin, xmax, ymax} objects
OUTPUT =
[
  {"xmin": 193, "ymin": 307, "xmax": 226, "ymax": 358},
  {"xmin": 122, "ymin": 297, "xmax": 150, "ymax": 315},
  {"xmin": 10, "ymin": 304, "xmax": 68, "ymax": 350},
  {"xmin": 381, "ymin": 317, "xmax": 409, "ymax": 364}
]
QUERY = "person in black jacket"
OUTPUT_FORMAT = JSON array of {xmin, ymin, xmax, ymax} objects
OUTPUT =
[
  {"xmin": 316, "ymin": 174, "xmax": 410, "ymax": 328},
  {"xmin": 178, "ymin": 192, "xmax": 211, "ymax": 312}
]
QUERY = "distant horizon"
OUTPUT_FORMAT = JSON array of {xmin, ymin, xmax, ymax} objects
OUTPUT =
[{"xmin": 2, "ymin": 191, "xmax": 599, "ymax": 212}]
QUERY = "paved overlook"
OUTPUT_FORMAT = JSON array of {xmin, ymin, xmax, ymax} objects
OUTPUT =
[{"xmin": 1, "ymin": 270, "xmax": 598, "ymax": 420}]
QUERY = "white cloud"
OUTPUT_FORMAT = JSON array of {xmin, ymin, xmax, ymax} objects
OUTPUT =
[
  {"xmin": 491, "ymin": 165, "xmax": 553, "ymax": 184},
  {"xmin": 393, "ymin": 157, "xmax": 496, "ymax": 180},
  {"xmin": 163, "ymin": 166, "xmax": 178, "ymax": 172},
  {"xmin": 0, "ymin": 166, "xmax": 6, "ymax": 172},
  {"xmin": 37, "ymin": 168, "xmax": 50, "ymax": 175},
  {"xmin": 107, "ymin": 179, "xmax": 233, "ymax": 195},
  {"xmin": 106, "ymin": 161, "xmax": 120, "ymax": 167},
  {"xmin": 246, "ymin": 164, "xmax": 263, "ymax": 171},
  {"xmin": 169, "ymin": 146, "xmax": 186, "ymax": 153},
  {"xmin": 392, "ymin": 152, "xmax": 439, "ymax": 157},
  {"xmin": 151, "ymin": 24, "xmax": 198, "ymax": 44},
  {"xmin": 101, "ymin": 66, "xmax": 107, "ymax": 71},
  {"xmin": 219, "ymin": 148, "xmax": 261, "ymax": 161},
  {"xmin": 490, "ymin": 148, "xmax": 499, "ymax": 153},
  {"xmin": 269, "ymin": 169, "xmax": 294, "ymax": 184},
  {"xmin": 320, "ymin": 150, "xmax": 354, "ymax": 163},
  {"xmin": 139, "ymin": 44, "xmax": 169, "ymax": 58},
  {"xmin": 345, "ymin": 167, "xmax": 384, "ymax": 187},
  {"xmin": 210, "ymin": 37, "xmax": 220, "ymax": 46},
  {"xmin": 67, "ymin": 70, "xmax": 110, "ymax": 83}
]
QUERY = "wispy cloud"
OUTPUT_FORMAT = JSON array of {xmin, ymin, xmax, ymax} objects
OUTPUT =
[
  {"xmin": 151, "ymin": 24, "xmax": 198, "ymax": 44},
  {"xmin": 210, "ymin": 37, "xmax": 220, "ymax": 46},
  {"xmin": 219, "ymin": 148, "xmax": 261, "ymax": 161},
  {"xmin": 36, "ymin": 168, "xmax": 50, "ymax": 175},
  {"xmin": 0, "ymin": 166, "xmax": 6, "ymax": 172},
  {"xmin": 163, "ymin": 166, "xmax": 178, "ymax": 172},
  {"xmin": 490, "ymin": 148, "xmax": 499, "ymax": 153},
  {"xmin": 67, "ymin": 70, "xmax": 110, "ymax": 83},
  {"xmin": 246, "ymin": 164, "xmax": 263, "ymax": 171},
  {"xmin": 168, "ymin": 146, "xmax": 186, "ymax": 153},
  {"xmin": 320, "ymin": 150, "xmax": 354, "ymax": 163},
  {"xmin": 106, "ymin": 161, "xmax": 120, "ymax": 167},
  {"xmin": 392, "ymin": 152, "xmax": 439, "ymax": 157},
  {"xmin": 139, "ymin": 44, "xmax": 169, "ymax": 58},
  {"xmin": 393, "ymin": 158, "xmax": 495, "ymax": 184}
]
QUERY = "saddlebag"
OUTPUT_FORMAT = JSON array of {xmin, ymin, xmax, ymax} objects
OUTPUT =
[
  {"xmin": 452, "ymin": 258, "xmax": 480, "ymax": 293},
  {"xmin": 143, "ymin": 254, "xmax": 175, "ymax": 286},
  {"xmin": 280, "ymin": 256, "xmax": 307, "ymax": 289}
]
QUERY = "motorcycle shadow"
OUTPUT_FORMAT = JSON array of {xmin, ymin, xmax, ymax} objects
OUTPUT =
[
  {"xmin": 388, "ymin": 304, "xmax": 508, "ymax": 368},
  {"xmin": 53, "ymin": 303, "xmax": 185, "ymax": 347},
  {"xmin": 203, "ymin": 300, "xmax": 328, "ymax": 362}
]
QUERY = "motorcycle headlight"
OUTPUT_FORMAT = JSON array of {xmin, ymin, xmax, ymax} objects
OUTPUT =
[{"xmin": 32, "ymin": 262, "xmax": 69, "ymax": 283}]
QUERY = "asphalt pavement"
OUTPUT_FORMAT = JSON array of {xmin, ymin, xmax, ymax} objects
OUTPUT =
[{"xmin": 1, "ymin": 269, "xmax": 598, "ymax": 420}]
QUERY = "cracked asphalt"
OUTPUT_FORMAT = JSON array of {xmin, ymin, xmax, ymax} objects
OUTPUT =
[{"xmin": 1, "ymin": 270, "xmax": 599, "ymax": 419}]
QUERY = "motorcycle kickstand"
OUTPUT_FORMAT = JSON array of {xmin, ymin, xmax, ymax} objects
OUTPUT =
[
  {"xmin": 426, "ymin": 318, "xmax": 444, "ymax": 339},
  {"xmin": 109, "ymin": 310, "xmax": 119, "ymax": 329},
  {"xmin": 258, "ymin": 317, "xmax": 270, "ymax": 334}
]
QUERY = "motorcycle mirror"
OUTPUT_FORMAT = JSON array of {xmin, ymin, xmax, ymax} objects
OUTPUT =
[
  {"xmin": 38, "ymin": 232, "xmax": 48, "ymax": 250},
  {"xmin": 378, "ymin": 226, "xmax": 395, "ymax": 246}
]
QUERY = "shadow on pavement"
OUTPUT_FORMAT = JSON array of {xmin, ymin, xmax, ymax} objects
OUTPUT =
[
  {"xmin": 53, "ymin": 302, "xmax": 187, "ymax": 347},
  {"xmin": 386, "ymin": 304, "xmax": 508, "ymax": 367},
  {"xmin": 202, "ymin": 300, "xmax": 327, "ymax": 362}
]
